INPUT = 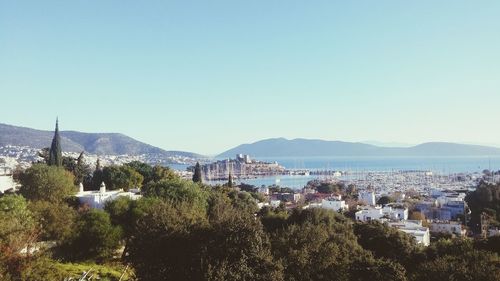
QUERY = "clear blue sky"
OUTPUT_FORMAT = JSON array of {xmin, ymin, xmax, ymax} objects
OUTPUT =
[{"xmin": 1, "ymin": 1, "xmax": 499, "ymax": 155}]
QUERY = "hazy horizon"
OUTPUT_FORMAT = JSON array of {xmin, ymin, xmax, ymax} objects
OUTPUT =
[{"xmin": 1, "ymin": 1, "xmax": 499, "ymax": 155}]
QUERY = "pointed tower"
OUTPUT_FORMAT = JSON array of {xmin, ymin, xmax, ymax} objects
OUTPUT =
[{"xmin": 48, "ymin": 118, "xmax": 62, "ymax": 167}]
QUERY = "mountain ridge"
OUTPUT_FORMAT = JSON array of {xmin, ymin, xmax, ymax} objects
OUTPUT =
[
  {"xmin": 0, "ymin": 123, "xmax": 203, "ymax": 158},
  {"xmin": 217, "ymin": 138, "xmax": 500, "ymax": 158}
]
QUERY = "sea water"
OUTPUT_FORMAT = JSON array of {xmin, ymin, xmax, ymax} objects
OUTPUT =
[{"xmin": 167, "ymin": 156, "xmax": 500, "ymax": 189}]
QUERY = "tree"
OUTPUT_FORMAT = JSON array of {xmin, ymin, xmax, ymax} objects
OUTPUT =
[
  {"xmin": 125, "ymin": 161, "xmax": 177, "ymax": 185},
  {"xmin": 0, "ymin": 195, "xmax": 36, "ymax": 258},
  {"xmin": 101, "ymin": 165, "xmax": 144, "ymax": 191},
  {"xmin": 377, "ymin": 195, "xmax": 394, "ymax": 205},
  {"xmin": 316, "ymin": 183, "xmax": 340, "ymax": 194},
  {"xmin": 61, "ymin": 209, "xmax": 122, "ymax": 261},
  {"xmin": 192, "ymin": 162, "xmax": 203, "ymax": 183},
  {"xmin": 48, "ymin": 119, "xmax": 62, "ymax": 167},
  {"xmin": 142, "ymin": 178, "xmax": 209, "ymax": 215},
  {"xmin": 202, "ymin": 213, "xmax": 283, "ymax": 281},
  {"xmin": 72, "ymin": 152, "xmax": 92, "ymax": 185},
  {"xmin": 126, "ymin": 198, "xmax": 282, "ymax": 281},
  {"xmin": 227, "ymin": 190, "xmax": 259, "ymax": 214},
  {"xmin": 227, "ymin": 172, "xmax": 234, "ymax": 188},
  {"xmin": 126, "ymin": 200, "xmax": 208, "ymax": 280},
  {"xmin": 18, "ymin": 164, "xmax": 76, "ymax": 203},
  {"xmin": 29, "ymin": 200, "xmax": 77, "ymax": 242},
  {"xmin": 349, "ymin": 257, "xmax": 407, "ymax": 281},
  {"xmin": 354, "ymin": 221, "xmax": 417, "ymax": 266},
  {"xmin": 269, "ymin": 208, "xmax": 368, "ymax": 281},
  {"xmin": 90, "ymin": 159, "xmax": 104, "ymax": 190},
  {"xmin": 465, "ymin": 182, "xmax": 500, "ymax": 233},
  {"xmin": 411, "ymin": 250, "xmax": 500, "ymax": 281}
]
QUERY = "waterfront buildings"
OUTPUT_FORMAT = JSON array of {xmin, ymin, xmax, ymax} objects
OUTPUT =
[{"xmin": 200, "ymin": 154, "xmax": 286, "ymax": 181}]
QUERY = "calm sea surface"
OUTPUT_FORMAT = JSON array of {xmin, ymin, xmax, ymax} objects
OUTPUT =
[{"xmin": 167, "ymin": 156, "xmax": 500, "ymax": 189}]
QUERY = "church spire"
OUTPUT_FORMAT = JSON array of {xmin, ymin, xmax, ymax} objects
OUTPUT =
[{"xmin": 48, "ymin": 118, "xmax": 62, "ymax": 166}]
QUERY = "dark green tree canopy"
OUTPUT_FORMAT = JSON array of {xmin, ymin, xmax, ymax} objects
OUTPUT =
[
  {"xmin": 192, "ymin": 162, "xmax": 203, "ymax": 183},
  {"xmin": 101, "ymin": 165, "xmax": 144, "ymax": 191},
  {"xmin": 18, "ymin": 164, "xmax": 76, "ymax": 203},
  {"xmin": 48, "ymin": 119, "xmax": 62, "ymax": 167}
]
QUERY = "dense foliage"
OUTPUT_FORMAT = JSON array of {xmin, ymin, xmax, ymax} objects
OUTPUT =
[
  {"xmin": 1, "ymin": 160, "xmax": 499, "ymax": 281},
  {"xmin": 18, "ymin": 164, "xmax": 76, "ymax": 203},
  {"xmin": 466, "ymin": 181, "xmax": 500, "ymax": 231}
]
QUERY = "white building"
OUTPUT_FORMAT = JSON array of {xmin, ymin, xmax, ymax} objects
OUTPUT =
[
  {"xmin": 76, "ymin": 182, "xmax": 142, "ymax": 209},
  {"xmin": 355, "ymin": 205, "xmax": 408, "ymax": 222},
  {"xmin": 436, "ymin": 193, "xmax": 465, "ymax": 207},
  {"xmin": 355, "ymin": 206, "xmax": 384, "ymax": 221},
  {"xmin": 0, "ymin": 167, "xmax": 16, "ymax": 194},
  {"xmin": 488, "ymin": 228, "xmax": 500, "ymax": 237},
  {"xmin": 358, "ymin": 191, "xmax": 376, "ymax": 206},
  {"xmin": 321, "ymin": 196, "xmax": 348, "ymax": 212},
  {"xmin": 383, "ymin": 204, "xmax": 408, "ymax": 221},
  {"xmin": 270, "ymin": 200, "xmax": 281, "ymax": 208},
  {"xmin": 258, "ymin": 186, "xmax": 270, "ymax": 195},
  {"xmin": 430, "ymin": 221, "xmax": 466, "ymax": 237},
  {"xmin": 389, "ymin": 220, "xmax": 431, "ymax": 246}
]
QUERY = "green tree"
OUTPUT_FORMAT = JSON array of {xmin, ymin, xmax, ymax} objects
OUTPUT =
[
  {"xmin": 29, "ymin": 200, "xmax": 77, "ymax": 242},
  {"xmin": 48, "ymin": 119, "xmax": 62, "ymax": 167},
  {"xmin": 102, "ymin": 165, "xmax": 144, "ymax": 191},
  {"xmin": 354, "ymin": 221, "xmax": 417, "ymax": 266},
  {"xmin": 125, "ymin": 161, "xmax": 177, "ymax": 185},
  {"xmin": 126, "ymin": 200, "xmax": 208, "ymax": 280},
  {"xmin": 203, "ymin": 213, "xmax": 283, "ymax": 281},
  {"xmin": 411, "ymin": 250, "xmax": 500, "ymax": 281},
  {"xmin": 18, "ymin": 164, "xmax": 76, "ymax": 203},
  {"xmin": 192, "ymin": 162, "xmax": 203, "ymax": 183},
  {"xmin": 227, "ymin": 172, "xmax": 234, "ymax": 188},
  {"xmin": 465, "ymin": 182, "xmax": 500, "ymax": 233},
  {"xmin": 91, "ymin": 159, "xmax": 104, "ymax": 190},
  {"xmin": 72, "ymin": 152, "xmax": 92, "ymax": 185},
  {"xmin": 349, "ymin": 257, "xmax": 407, "ymax": 281},
  {"xmin": 377, "ymin": 195, "xmax": 395, "ymax": 205},
  {"xmin": 0, "ymin": 195, "xmax": 36, "ymax": 258},
  {"xmin": 142, "ymin": 178, "xmax": 209, "ymax": 215},
  {"xmin": 61, "ymin": 209, "xmax": 122, "ymax": 261},
  {"xmin": 316, "ymin": 183, "xmax": 340, "ymax": 194},
  {"xmin": 268, "ymin": 208, "xmax": 366, "ymax": 281}
]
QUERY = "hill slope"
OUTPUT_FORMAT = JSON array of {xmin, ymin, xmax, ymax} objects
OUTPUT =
[
  {"xmin": 0, "ymin": 123, "xmax": 202, "ymax": 158},
  {"xmin": 217, "ymin": 138, "xmax": 500, "ymax": 158}
]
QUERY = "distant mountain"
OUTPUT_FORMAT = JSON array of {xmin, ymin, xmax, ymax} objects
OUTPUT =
[
  {"xmin": 0, "ymin": 123, "xmax": 203, "ymax": 158},
  {"xmin": 217, "ymin": 138, "xmax": 500, "ymax": 158}
]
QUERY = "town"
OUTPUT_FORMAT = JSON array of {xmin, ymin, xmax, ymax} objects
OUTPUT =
[{"xmin": 1, "ymin": 124, "xmax": 499, "ymax": 280}]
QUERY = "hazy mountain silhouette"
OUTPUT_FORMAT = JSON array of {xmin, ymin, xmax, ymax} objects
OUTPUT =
[{"xmin": 218, "ymin": 138, "xmax": 500, "ymax": 158}]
